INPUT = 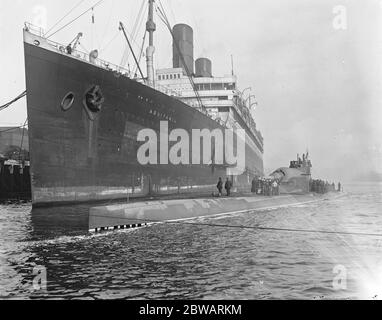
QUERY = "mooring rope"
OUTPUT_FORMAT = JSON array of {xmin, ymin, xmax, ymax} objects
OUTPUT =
[
  {"xmin": 90, "ymin": 213, "xmax": 382, "ymax": 238},
  {"xmin": 0, "ymin": 91, "xmax": 27, "ymax": 112}
]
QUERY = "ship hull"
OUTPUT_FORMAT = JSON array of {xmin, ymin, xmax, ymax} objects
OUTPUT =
[{"xmin": 24, "ymin": 38, "xmax": 264, "ymax": 207}]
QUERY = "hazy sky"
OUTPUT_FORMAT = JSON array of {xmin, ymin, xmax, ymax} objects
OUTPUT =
[{"xmin": 0, "ymin": 0, "xmax": 381, "ymax": 181}]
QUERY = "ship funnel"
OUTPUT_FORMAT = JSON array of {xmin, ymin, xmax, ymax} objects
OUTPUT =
[
  {"xmin": 195, "ymin": 58, "xmax": 212, "ymax": 78},
  {"xmin": 172, "ymin": 24, "xmax": 194, "ymax": 75}
]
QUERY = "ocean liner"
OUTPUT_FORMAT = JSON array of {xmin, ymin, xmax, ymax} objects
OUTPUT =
[{"xmin": 23, "ymin": 0, "xmax": 264, "ymax": 206}]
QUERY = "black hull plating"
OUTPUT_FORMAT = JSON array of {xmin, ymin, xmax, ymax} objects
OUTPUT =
[{"xmin": 24, "ymin": 42, "xmax": 264, "ymax": 206}]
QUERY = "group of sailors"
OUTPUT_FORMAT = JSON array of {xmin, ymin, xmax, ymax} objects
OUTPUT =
[
  {"xmin": 216, "ymin": 177, "xmax": 233, "ymax": 197},
  {"xmin": 251, "ymin": 177, "xmax": 280, "ymax": 196},
  {"xmin": 216, "ymin": 177, "xmax": 280, "ymax": 197},
  {"xmin": 291, "ymin": 152, "xmax": 312, "ymax": 169},
  {"xmin": 310, "ymin": 179, "xmax": 342, "ymax": 194},
  {"xmin": 216, "ymin": 177, "xmax": 342, "ymax": 197}
]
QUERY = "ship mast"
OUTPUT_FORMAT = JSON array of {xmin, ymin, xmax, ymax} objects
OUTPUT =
[{"xmin": 146, "ymin": 0, "xmax": 156, "ymax": 87}]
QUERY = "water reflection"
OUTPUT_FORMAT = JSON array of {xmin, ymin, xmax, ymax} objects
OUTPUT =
[
  {"xmin": 30, "ymin": 205, "xmax": 90, "ymax": 240},
  {"xmin": 0, "ymin": 182, "xmax": 381, "ymax": 299}
]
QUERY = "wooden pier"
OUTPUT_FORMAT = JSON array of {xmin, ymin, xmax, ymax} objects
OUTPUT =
[{"xmin": 0, "ymin": 159, "xmax": 31, "ymax": 201}]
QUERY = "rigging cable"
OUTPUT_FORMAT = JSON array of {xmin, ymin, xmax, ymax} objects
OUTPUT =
[
  {"xmin": 99, "ymin": 30, "xmax": 120, "ymax": 54},
  {"xmin": 99, "ymin": 0, "xmax": 116, "ymax": 49},
  {"xmin": 119, "ymin": 22, "xmax": 145, "ymax": 80},
  {"xmin": 0, "ymin": 91, "xmax": 27, "ymax": 112},
  {"xmin": 45, "ymin": 0, "xmax": 87, "ymax": 37},
  {"xmin": 120, "ymin": 25, "xmax": 144, "ymax": 68},
  {"xmin": 120, "ymin": 0, "xmax": 146, "ymax": 69},
  {"xmin": 0, "ymin": 122, "xmax": 28, "ymax": 134},
  {"xmin": 46, "ymin": 0, "xmax": 105, "ymax": 39},
  {"xmin": 163, "ymin": 0, "xmax": 176, "ymax": 24},
  {"xmin": 131, "ymin": 0, "xmax": 147, "ymax": 43},
  {"xmin": 133, "ymin": 28, "xmax": 148, "ymax": 77},
  {"xmin": 156, "ymin": 2, "xmax": 206, "ymax": 112},
  {"xmin": 90, "ymin": 214, "xmax": 382, "ymax": 238}
]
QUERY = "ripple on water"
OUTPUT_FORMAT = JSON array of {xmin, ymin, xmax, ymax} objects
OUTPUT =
[{"xmin": 1, "ymin": 183, "xmax": 382, "ymax": 299}]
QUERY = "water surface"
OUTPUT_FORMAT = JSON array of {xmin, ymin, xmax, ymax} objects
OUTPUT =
[{"xmin": 0, "ymin": 182, "xmax": 381, "ymax": 299}]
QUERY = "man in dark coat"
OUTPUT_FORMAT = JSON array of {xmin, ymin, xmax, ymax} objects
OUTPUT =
[
  {"xmin": 251, "ymin": 178, "xmax": 257, "ymax": 193},
  {"xmin": 217, "ymin": 177, "xmax": 223, "ymax": 196},
  {"xmin": 225, "ymin": 178, "xmax": 232, "ymax": 196}
]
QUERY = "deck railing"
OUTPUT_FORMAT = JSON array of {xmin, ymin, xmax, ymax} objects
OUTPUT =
[{"xmin": 24, "ymin": 22, "xmax": 132, "ymax": 77}]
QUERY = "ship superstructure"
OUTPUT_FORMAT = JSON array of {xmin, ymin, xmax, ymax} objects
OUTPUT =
[
  {"xmin": 156, "ymin": 22, "xmax": 263, "ymax": 150},
  {"xmin": 156, "ymin": 67, "xmax": 263, "ymax": 153}
]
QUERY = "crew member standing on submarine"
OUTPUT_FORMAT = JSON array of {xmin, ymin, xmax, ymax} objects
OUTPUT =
[
  {"xmin": 225, "ymin": 178, "xmax": 232, "ymax": 197},
  {"xmin": 217, "ymin": 177, "xmax": 223, "ymax": 197}
]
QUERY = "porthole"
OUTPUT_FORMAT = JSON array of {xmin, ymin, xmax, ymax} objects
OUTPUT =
[{"xmin": 61, "ymin": 92, "xmax": 75, "ymax": 111}]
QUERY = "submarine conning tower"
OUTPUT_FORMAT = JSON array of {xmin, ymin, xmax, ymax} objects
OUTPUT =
[{"xmin": 172, "ymin": 24, "xmax": 194, "ymax": 74}]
